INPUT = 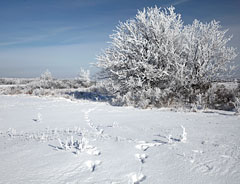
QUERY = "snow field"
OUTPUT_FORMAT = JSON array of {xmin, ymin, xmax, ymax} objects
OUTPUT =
[{"xmin": 0, "ymin": 95, "xmax": 240, "ymax": 183}]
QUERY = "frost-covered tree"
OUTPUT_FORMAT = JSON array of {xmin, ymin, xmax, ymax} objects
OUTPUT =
[
  {"xmin": 97, "ymin": 6, "xmax": 184, "ymax": 107},
  {"xmin": 180, "ymin": 20, "xmax": 237, "ymax": 86},
  {"xmin": 40, "ymin": 69, "xmax": 53, "ymax": 81},
  {"xmin": 75, "ymin": 68, "xmax": 91, "ymax": 87},
  {"xmin": 97, "ymin": 6, "xmax": 237, "ymax": 108},
  {"xmin": 38, "ymin": 69, "xmax": 54, "ymax": 89},
  {"xmin": 173, "ymin": 19, "xmax": 237, "ymax": 104}
]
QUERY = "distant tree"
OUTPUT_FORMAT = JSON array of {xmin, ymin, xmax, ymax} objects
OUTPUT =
[
  {"xmin": 40, "ymin": 69, "xmax": 53, "ymax": 81},
  {"xmin": 76, "ymin": 68, "xmax": 91, "ymax": 87},
  {"xmin": 97, "ymin": 6, "xmax": 237, "ymax": 107}
]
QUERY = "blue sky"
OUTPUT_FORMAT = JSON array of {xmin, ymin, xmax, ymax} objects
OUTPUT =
[{"xmin": 0, "ymin": 0, "xmax": 239, "ymax": 78}]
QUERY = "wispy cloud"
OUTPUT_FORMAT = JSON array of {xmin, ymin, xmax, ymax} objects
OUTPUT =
[
  {"xmin": 0, "ymin": 26, "xmax": 75, "ymax": 47},
  {"xmin": 0, "ymin": 35, "xmax": 47, "ymax": 47},
  {"xmin": 171, "ymin": 0, "xmax": 191, "ymax": 6}
]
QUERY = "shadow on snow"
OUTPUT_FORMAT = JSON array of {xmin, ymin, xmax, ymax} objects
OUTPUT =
[{"xmin": 65, "ymin": 91, "xmax": 113, "ymax": 103}]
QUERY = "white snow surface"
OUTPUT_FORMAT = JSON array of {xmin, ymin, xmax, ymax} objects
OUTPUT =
[{"xmin": 0, "ymin": 95, "xmax": 240, "ymax": 184}]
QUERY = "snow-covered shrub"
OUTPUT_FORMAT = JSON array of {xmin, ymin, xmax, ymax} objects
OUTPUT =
[
  {"xmin": 0, "ymin": 78, "xmax": 33, "ymax": 85},
  {"xmin": 191, "ymin": 93, "xmax": 205, "ymax": 111},
  {"xmin": 25, "ymin": 70, "xmax": 86, "ymax": 92},
  {"xmin": 206, "ymin": 84, "xmax": 236, "ymax": 111},
  {"xmin": 38, "ymin": 70, "xmax": 54, "ymax": 89},
  {"xmin": 75, "ymin": 68, "xmax": 91, "ymax": 87},
  {"xmin": 232, "ymin": 97, "xmax": 240, "ymax": 114},
  {"xmin": 40, "ymin": 69, "xmax": 53, "ymax": 81},
  {"xmin": 97, "ymin": 6, "xmax": 237, "ymax": 108},
  {"xmin": 0, "ymin": 76, "xmax": 92, "ymax": 97}
]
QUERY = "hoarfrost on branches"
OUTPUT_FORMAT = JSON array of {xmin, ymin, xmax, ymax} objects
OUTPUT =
[
  {"xmin": 97, "ymin": 6, "xmax": 237, "ymax": 108},
  {"xmin": 76, "ymin": 68, "xmax": 91, "ymax": 87},
  {"xmin": 40, "ymin": 69, "xmax": 53, "ymax": 81}
]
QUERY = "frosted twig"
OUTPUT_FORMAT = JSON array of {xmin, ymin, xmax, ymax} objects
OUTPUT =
[{"xmin": 180, "ymin": 125, "xmax": 187, "ymax": 143}]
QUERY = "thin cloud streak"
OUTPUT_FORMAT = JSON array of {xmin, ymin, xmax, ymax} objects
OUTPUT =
[
  {"xmin": 0, "ymin": 26, "xmax": 75, "ymax": 47},
  {"xmin": 171, "ymin": 0, "xmax": 191, "ymax": 6}
]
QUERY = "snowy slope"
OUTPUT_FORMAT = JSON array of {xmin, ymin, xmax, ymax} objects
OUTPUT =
[{"xmin": 0, "ymin": 95, "xmax": 239, "ymax": 184}]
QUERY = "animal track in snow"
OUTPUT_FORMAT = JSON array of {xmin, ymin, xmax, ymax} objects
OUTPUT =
[
  {"xmin": 189, "ymin": 144, "xmax": 240, "ymax": 177},
  {"xmin": 86, "ymin": 146, "xmax": 101, "ymax": 156},
  {"xmin": 32, "ymin": 113, "xmax": 42, "ymax": 123},
  {"xmin": 128, "ymin": 172, "xmax": 146, "ymax": 184},
  {"xmin": 135, "ymin": 141, "xmax": 162, "ymax": 151},
  {"xmin": 192, "ymin": 150, "xmax": 204, "ymax": 154},
  {"xmin": 83, "ymin": 108, "xmax": 104, "ymax": 135},
  {"xmin": 85, "ymin": 160, "xmax": 102, "ymax": 172},
  {"xmin": 135, "ymin": 154, "xmax": 148, "ymax": 163},
  {"xmin": 191, "ymin": 160, "xmax": 214, "ymax": 174}
]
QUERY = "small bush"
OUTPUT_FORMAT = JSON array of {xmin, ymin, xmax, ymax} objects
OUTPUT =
[{"xmin": 205, "ymin": 83, "xmax": 240, "ymax": 111}]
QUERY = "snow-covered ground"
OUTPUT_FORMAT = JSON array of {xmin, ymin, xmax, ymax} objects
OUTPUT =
[{"xmin": 0, "ymin": 95, "xmax": 239, "ymax": 184}]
